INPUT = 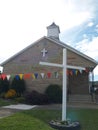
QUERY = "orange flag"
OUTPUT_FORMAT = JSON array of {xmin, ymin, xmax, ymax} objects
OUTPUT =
[{"xmin": 23, "ymin": 73, "xmax": 31, "ymax": 79}]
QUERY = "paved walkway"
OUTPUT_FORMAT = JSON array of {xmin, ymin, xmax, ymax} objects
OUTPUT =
[
  {"xmin": 67, "ymin": 102, "xmax": 98, "ymax": 109},
  {"xmin": 0, "ymin": 102, "xmax": 98, "ymax": 118},
  {"xmin": 36, "ymin": 102, "xmax": 98, "ymax": 110},
  {"xmin": 0, "ymin": 104, "xmax": 37, "ymax": 118},
  {"xmin": 0, "ymin": 108, "xmax": 20, "ymax": 119},
  {"xmin": 2, "ymin": 104, "xmax": 37, "ymax": 110}
]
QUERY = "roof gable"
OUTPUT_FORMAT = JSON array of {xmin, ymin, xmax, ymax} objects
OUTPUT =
[
  {"xmin": 1, "ymin": 36, "xmax": 98, "ymax": 67},
  {"xmin": 47, "ymin": 37, "xmax": 98, "ymax": 65}
]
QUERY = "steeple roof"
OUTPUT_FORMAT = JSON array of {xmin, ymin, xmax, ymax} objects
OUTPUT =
[{"xmin": 47, "ymin": 22, "xmax": 60, "ymax": 33}]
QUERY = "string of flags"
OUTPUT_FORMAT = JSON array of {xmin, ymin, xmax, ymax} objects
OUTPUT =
[{"xmin": 0, "ymin": 68, "xmax": 89, "ymax": 80}]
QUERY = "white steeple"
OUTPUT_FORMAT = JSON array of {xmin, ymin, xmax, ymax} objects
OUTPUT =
[{"xmin": 47, "ymin": 22, "xmax": 60, "ymax": 40}]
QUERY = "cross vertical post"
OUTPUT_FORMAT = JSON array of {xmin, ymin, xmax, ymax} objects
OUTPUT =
[
  {"xmin": 39, "ymin": 48, "xmax": 85, "ymax": 121},
  {"xmin": 62, "ymin": 49, "xmax": 67, "ymax": 121}
]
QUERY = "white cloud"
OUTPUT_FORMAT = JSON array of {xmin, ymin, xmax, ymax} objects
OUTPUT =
[
  {"xmin": 87, "ymin": 22, "xmax": 94, "ymax": 27},
  {"xmin": 76, "ymin": 37, "xmax": 98, "ymax": 60},
  {"xmin": 94, "ymin": 66, "xmax": 98, "ymax": 75},
  {"xmin": 0, "ymin": 0, "xmax": 98, "ymax": 80},
  {"xmin": 75, "ymin": 36, "xmax": 98, "ymax": 77},
  {"xmin": 0, "ymin": 0, "xmax": 97, "ymax": 65},
  {"xmin": 67, "ymin": 0, "xmax": 97, "ymax": 14}
]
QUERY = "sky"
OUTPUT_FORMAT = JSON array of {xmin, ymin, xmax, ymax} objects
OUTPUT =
[{"xmin": 0, "ymin": 0, "xmax": 98, "ymax": 80}]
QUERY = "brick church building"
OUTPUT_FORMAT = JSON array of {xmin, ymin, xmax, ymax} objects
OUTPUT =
[{"xmin": 1, "ymin": 23, "xmax": 98, "ymax": 95}]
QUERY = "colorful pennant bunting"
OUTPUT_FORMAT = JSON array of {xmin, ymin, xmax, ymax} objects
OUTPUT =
[
  {"xmin": 19, "ymin": 74, "xmax": 23, "ymax": 79},
  {"xmin": 85, "ymin": 68, "xmax": 89, "ymax": 73},
  {"xmin": 34, "ymin": 73, "xmax": 38, "ymax": 79},
  {"xmin": 69, "ymin": 70, "xmax": 73, "ymax": 76},
  {"xmin": 75, "ymin": 70, "xmax": 78, "ymax": 75},
  {"xmin": 7, "ymin": 75, "xmax": 11, "ymax": 80},
  {"xmin": 72, "ymin": 69, "xmax": 76, "ymax": 75},
  {"xmin": 15, "ymin": 75, "xmax": 20, "ymax": 80},
  {"xmin": 1, "ymin": 73, "xmax": 7, "ymax": 80},
  {"xmin": 10, "ymin": 74, "xmax": 15, "ymax": 80},
  {"xmin": 40, "ymin": 73, "xmax": 45, "ymax": 78},
  {"xmin": 54, "ymin": 72, "xmax": 59, "ymax": 78},
  {"xmin": 32, "ymin": 73, "xmax": 35, "ymax": 79},
  {"xmin": 67, "ymin": 70, "xmax": 69, "ymax": 75},
  {"xmin": 23, "ymin": 73, "xmax": 31, "ymax": 79},
  {"xmin": 0, "ymin": 75, "xmax": 2, "ymax": 79},
  {"xmin": 0, "ymin": 67, "xmax": 88, "ymax": 81},
  {"xmin": 79, "ymin": 69, "xmax": 83, "ymax": 74},
  {"xmin": 47, "ymin": 72, "xmax": 52, "ymax": 78}
]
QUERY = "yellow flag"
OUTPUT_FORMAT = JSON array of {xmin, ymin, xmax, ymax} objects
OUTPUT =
[
  {"xmin": 32, "ymin": 73, "xmax": 35, "ymax": 79},
  {"xmin": 19, "ymin": 74, "xmax": 23, "ymax": 79}
]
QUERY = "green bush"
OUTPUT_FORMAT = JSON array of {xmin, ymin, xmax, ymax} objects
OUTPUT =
[
  {"xmin": 45, "ymin": 84, "xmax": 62, "ymax": 103},
  {"xmin": 10, "ymin": 77, "xmax": 26, "ymax": 97},
  {"xmin": 0, "ymin": 78, "xmax": 4, "ymax": 94},
  {"xmin": 25, "ymin": 90, "xmax": 49, "ymax": 105},
  {"xmin": 14, "ymin": 97, "xmax": 26, "ymax": 103},
  {"xmin": 0, "ymin": 78, "xmax": 10, "ymax": 95}
]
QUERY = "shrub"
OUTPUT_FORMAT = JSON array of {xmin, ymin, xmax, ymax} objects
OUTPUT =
[
  {"xmin": 0, "ymin": 78, "xmax": 10, "ymax": 94},
  {"xmin": 0, "ymin": 78, "xmax": 4, "ymax": 94},
  {"xmin": 14, "ymin": 97, "xmax": 26, "ymax": 103},
  {"xmin": 25, "ymin": 90, "xmax": 49, "ymax": 105},
  {"xmin": 5, "ymin": 89, "xmax": 16, "ymax": 99},
  {"xmin": 10, "ymin": 77, "xmax": 26, "ymax": 97},
  {"xmin": 45, "ymin": 84, "xmax": 62, "ymax": 103}
]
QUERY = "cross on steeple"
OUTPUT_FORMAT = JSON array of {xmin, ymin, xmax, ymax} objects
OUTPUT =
[{"xmin": 41, "ymin": 48, "xmax": 48, "ymax": 57}]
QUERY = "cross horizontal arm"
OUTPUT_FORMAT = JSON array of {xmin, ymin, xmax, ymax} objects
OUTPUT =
[
  {"xmin": 39, "ymin": 61, "xmax": 85, "ymax": 70},
  {"xmin": 67, "ymin": 65, "xmax": 85, "ymax": 70},
  {"xmin": 39, "ymin": 62, "xmax": 63, "ymax": 68}
]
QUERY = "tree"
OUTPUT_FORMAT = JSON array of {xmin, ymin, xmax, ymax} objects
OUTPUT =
[
  {"xmin": 45, "ymin": 84, "xmax": 62, "ymax": 103},
  {"xmin": 10, "ymin": 77, "xmax": 26, "ymax": 97},
  {"xmin": 0, "ymin": 78, "xmax": 10, "ymax": 94}
]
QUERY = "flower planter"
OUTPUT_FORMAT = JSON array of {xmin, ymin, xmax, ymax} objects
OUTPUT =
[{"xmin": 49, "ymin": 120, "xmax": 81, "ymax": 130}]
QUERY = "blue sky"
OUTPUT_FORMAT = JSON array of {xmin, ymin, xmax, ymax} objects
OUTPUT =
[
  {"xmin": 60, "ymin": 0, "xmax": 98, "ymax": 80},
  {"xmin": 0, "ymin": 0, "xmax": 98, "ymax": 80}
]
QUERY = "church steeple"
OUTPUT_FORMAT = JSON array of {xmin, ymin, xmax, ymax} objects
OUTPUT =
[{"xmin": 47, "ymin": 22, "xmax": 60, "ymax": 40}]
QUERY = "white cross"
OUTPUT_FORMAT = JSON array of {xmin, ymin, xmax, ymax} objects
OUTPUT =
[
  {"xmin": 41, "ymin": 48, "xmax": 48, "ymax": 57},
  {"xmin": 40, "ymin": 49, "xmax": 85, "ymax": 121}
]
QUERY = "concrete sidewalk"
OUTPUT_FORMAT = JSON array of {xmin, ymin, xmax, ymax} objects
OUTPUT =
[
  {"xmin": 2, "ymin": 104, "xmax": 37, "ymax": 110},
  {"xmin": 0, "ymin": 108, "xmax": 19, "ymax": 118},
  {"xmin": 36, "ymin": 102, "xmax": 98, "ymax": 110},
  {"xmin": 67, "ymin": 102, "xmax": 98, "ymax": 109},
  {"xmin": 0, "ymin": 104, "xmax": 37, "ymax": 118},
  {"xmin": 0, "ymin": 102, "xmax": 98, "ymax": 118}
]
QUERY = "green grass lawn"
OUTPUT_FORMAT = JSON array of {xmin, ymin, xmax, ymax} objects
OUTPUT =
[
  {"xmin": 0, "ymin": 98, "xmax": 18, "ymax": 107},
  {"xmin": 0, "ymin": 108, "xmax": 98, "ymax": 130}
]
